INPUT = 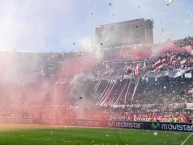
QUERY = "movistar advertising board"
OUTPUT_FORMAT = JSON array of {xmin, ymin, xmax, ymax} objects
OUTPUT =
[
  {"xmin": 144, "ymin": 122, "xmax": 193, "ymax": 132},
  {"xmin": 108, "ymin": 121, "xmax": 143, "ymax": 129}
]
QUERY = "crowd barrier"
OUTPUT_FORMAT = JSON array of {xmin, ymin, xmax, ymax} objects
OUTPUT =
[{"xmin": 0, "ymin": 118, "xmax": 192, "ymax": 132}]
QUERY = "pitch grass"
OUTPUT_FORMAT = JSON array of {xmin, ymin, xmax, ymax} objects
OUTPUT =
[{"xmin": 0, "ymin": 124, "xmax": 192, "ymax": 145}]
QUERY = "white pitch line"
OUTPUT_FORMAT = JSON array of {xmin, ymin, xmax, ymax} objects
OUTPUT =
[{"xmin": 181, "ymin": 133, "xmax": 193, "ymax": 145}]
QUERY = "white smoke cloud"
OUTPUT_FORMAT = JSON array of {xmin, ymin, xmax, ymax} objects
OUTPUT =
[
  {"xmin": 81, "ymin": 37, "xmax": 93, "ymax": 52},
  {"xmin": 80, "ymin": 37, "xmax": 104, "ymax": 60}
]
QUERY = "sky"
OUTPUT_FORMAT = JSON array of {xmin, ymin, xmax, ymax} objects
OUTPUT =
[{"xmin": 0, "ymin": 0, "xmax": 193, "ymax": 52}]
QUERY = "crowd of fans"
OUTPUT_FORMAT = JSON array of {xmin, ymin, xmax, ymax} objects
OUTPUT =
[
  {"xmin": 0, "ymin": 37, "xmax": 193, "ymax": 123},
  {"xmin": 94, "ymin": 37, "xmax": 193, "ymax": 122}
]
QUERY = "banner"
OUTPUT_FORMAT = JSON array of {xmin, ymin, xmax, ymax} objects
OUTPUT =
[
  {"xmin": 108, "ymin": 121, "xmax": 193, "ymax": 132},
  {"xmin": 144, "ymin": 122, "xmax": 193, "ymax": 132},
  {"xmin": 122, "ymin": 114, "xmax": 187, "ymax": 123},
  {"xmin": 42, "ymin": 119, "xmax": 108, "ymax": 127},
  {"xmin": 107, "ymin": 121, "xmax": 143, "ymax": 129}
]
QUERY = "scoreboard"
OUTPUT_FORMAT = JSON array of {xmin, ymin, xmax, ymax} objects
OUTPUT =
[{"xmin": 95, "ymin": 18, "xmax": 153, "ymax": 47}]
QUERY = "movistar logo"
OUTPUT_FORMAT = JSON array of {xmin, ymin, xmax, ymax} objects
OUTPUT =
[{"xmin": 151, "ymin": 123, "xmax": 160, "ymax": 129}]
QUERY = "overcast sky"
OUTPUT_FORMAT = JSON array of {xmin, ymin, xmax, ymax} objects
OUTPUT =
[{"xmin": 0, "ymin": 0, "xmax": 192, "ymax": 52}]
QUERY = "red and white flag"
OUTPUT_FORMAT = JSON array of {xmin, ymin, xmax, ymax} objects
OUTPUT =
[
  {"xmin": 169, "ymin": 55, "xmax": 178, "ymax": 65},
  {"xmin": 154, "ymin": 59, "xmax": 162, "ymax": 69},
  {"xmin": 170, "ymin": 55, "xmax": 176, "ymax": 62},
  {"xmin": 162, "ymin": 57, "xmax": 168, "ymax": 64}
]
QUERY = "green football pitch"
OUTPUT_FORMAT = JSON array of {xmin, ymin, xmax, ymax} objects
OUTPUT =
[{"xmin": 0, "ymin": 124, "xmax": 192, "ymax": 145}]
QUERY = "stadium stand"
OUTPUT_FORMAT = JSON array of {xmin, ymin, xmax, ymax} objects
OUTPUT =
[{"xmin": 0, "ymin": 37, "xmax": 193, "ymax": 124}]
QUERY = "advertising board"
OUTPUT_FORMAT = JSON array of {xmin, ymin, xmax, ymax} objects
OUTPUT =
[{"xmin": 144, "ymin": 122, "xmax": 193, "ymax": 132}]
